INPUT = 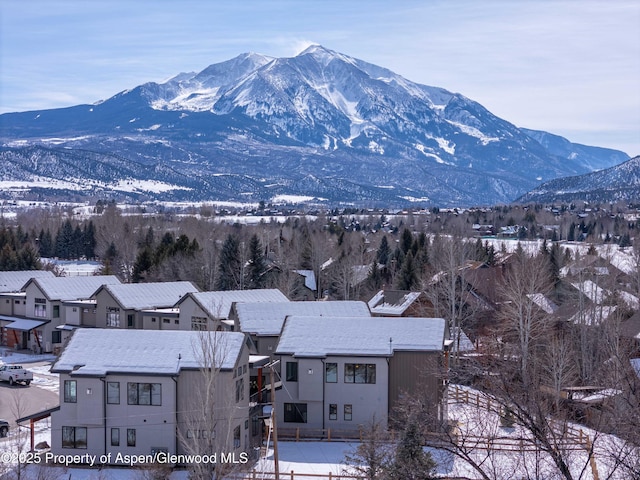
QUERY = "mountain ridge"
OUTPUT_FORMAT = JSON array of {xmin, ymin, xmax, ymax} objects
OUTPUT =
[{"xmin": 0, "ymin": 45, "xmax": 629, "ymax": 206}]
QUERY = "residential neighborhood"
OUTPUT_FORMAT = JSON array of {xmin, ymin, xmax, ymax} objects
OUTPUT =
[{"xmin": 0, "ymin": 201, "xmax": 638, "ymax": 479}]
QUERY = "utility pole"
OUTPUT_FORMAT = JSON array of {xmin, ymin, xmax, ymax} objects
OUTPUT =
[{"xmin": 268, "ymin": 360, "xmax": 280, "ymax": 480}]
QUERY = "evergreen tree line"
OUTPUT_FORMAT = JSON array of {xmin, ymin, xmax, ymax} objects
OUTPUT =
[{"xmin": 0, "ymin": 226, "xmax": 40, "ymax": 271}]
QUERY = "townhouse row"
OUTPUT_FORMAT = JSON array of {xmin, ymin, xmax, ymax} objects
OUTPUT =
[{"xmin": 1, "ymin": 271, "xmax": 448, "ymax": 464}]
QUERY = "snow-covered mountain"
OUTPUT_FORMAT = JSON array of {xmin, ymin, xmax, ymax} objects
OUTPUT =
[
  {"xmin": 518, "ymin": 156, "xmax": 640, "ymax": 203},
  {"xmin": 0, "ymin": 45, "xmax": 629, "ymax": 206}
]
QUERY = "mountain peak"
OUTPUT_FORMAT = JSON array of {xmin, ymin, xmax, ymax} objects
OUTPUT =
[{"xmin": 297, "ymin": 44, "xmax": 333, "ymax": 56}]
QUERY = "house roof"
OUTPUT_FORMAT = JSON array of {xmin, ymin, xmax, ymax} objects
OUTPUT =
[
  {"xmin": 568, "ymin": 305, "xmax": 617, "ymax": 326},
  {"xmin": 294, "ymin": 270, "xmax": 317, "ymax": 291},
  {"xmin": 24, "ymin": 275, "xmax": 121, "ymax": 301},
  {"xmin": 276, "ymin": 316, "xmax": 446, "ymax": 357},
  {"xmin": 0, "ymin": 270, "xmax": 55, "ymax": 293},
  {"xmin": 51, "ymin": 329, "xmax": 245, "ymax": 376},
  {"xmin": 236, "ymin": 300, "xmax": 371, "ymax": 336},
  {"xmin": 570, "ymin": 280, "xmax": 607, "ymax": 305},
  {"xmin": 93, "ymin": 281, "xmax": 198, "ymax": 310},
  {"xmin": 527, "ymin": 293, "xmax": 559, "ymax": 314},
  {"xmin": 178, "ymin": 289, "xmax": 289, "ymax": 319},
  {"xmin": 368, "ymin": 290, "xmax": 422, "ymax": 316}
]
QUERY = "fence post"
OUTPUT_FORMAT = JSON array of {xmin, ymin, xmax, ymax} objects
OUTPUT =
[
  {"xmin": 296, "ymin": 428, "xmax": 300, "ymax": 441},
  {"xmin": 328, "ymin": 473, "xmax": 332, "ymax": 480},
  {"xmin": 290, "ymin": 470, "xmax": 295, "ymax": 480}
]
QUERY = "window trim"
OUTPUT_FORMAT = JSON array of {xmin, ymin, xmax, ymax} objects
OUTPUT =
[
  {"xmin": 107, "ymin": 382, "xmax": 120, "ymax": 404},
  {"xmin": 325, "ymin": 362, "xmax": 337, "ymax": 383},
  {"xmin": 285, "ymin": 361, "xmax": 298, "ymax": 382},
  {"xmin": 64, "ymin": 380, "xmax": 77, "ymax": 403},
  {"xmin": 62, "ymin": 426, "xmax": 87, "ymax": 449},
  {"xmin": 344, "ymin": 363, "xmax": 376, "ymax": 384},
  {"xmin": 329, "ymin": 403, "xmax": 337, "ymax": 420},
  {"xmin": 344, "ymin": 404, "xmax": 353, "ymax": 421},
  {"xmin": 284, "ymin": 402, "xmax": 308, "ymax": 423},
  {"xmin": 127, "ymin": 382, "xmax": 162, "ymax": 406},
  {"xmin": 111, "ymin": 428, "xmax": 120, "ymax": 446}
]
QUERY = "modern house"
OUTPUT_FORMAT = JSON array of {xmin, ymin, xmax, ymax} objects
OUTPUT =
[
  {"xmin": 50, "ymin": 329, "xmax": 249, "ymax": 462},
  {"xmin": 232, "ymin": 300, "xmax": 371, "ymax": 357},
  {"xmin": 2, "ymin": 275, "xmax": 120, "ymax": 352},
  {"xmin": 90, "ymin": 281, "xmax": 199, "ymax": 329},
  {"xmin": 275, "ymin": 316, "xmax": 447, "ymax": 434},
  {"xmin": 174, "ymin": 289, "xmax": 289, "ymax": 332},
  {"xmin": 0, "ymin": 271, "xmax": 56, "ymax": 342}
]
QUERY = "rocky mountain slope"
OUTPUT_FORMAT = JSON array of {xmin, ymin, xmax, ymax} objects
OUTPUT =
[{"xmin": 0, "ymin": 45, "xmax": 629, "ymax": 206}]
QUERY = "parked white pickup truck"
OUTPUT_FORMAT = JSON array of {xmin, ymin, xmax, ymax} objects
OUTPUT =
[{"xmin": 0, "ymin": 365, "xmax": 33, "ymax": 386}]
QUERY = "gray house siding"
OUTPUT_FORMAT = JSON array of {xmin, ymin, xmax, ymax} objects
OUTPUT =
[{"xmin": 278, "ymin": 355, "xmax": 388, "ymax": 432}]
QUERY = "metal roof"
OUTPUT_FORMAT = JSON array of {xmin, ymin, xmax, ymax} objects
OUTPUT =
[
  {"xmin": 236, "ymin": 300, "xmax": 371, "ymax": 336},
  {"xmin": 96, "ymin": 281, "xmax": 198, "ymax": 310},
  {"xmin": 0, "ymin": 270, "xmax": 55, "ymax": 293},
  {"xmin": 276, "ymin": 316, "xmax": 446, "ymax": 357}
]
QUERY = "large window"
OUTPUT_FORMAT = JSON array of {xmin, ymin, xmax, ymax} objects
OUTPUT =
[
  {"xmin": 191, "ymin": 316, "xmax": 208, "ymax": 331},
  {"xmin": 64, "ymin": 380, "xmax": 77, "ymax": 403},
  {"xmin": 127, "ymin": 428, "xmax": 136, "ymax": 447},
  {"xmin": 52, "ymin": 330, "xmax": 62, "ymax": 344},
  {"xmin": 127, "ymin": 314, "xmax": 134, "ymax": 328},
  {"xmin": 284, "ymin": 403, "xmax": 307, "ymax": 423},
  {"xmin": 34, "ymin": 298, "xmax": 46, "ymax": 318},
  {"xmin": 111, "ymin": 428, "xmax": 120, "ymax": 446},
  {"xmin": 107, "ymin": 382, "xmax": 120, "ymax": 404},
  {"xmin": 285, "ymin": 362, "xmax": 298, "ymax": 382},
  {"xmin": 107, "ymin": 307, "xmax": 120, "ymax": 327},
  {"xmin": 344, "ymin": 364, "xmax": 376, "ymax": 384},
  {"xmin": 325, "ymin": 363, "xmax": 337, "ymax": 383},
  {"xmin": 127, "ymin": 382, "xmax": 161, "ymax": 406},
  {"xmin": 62, "ymin": 426, "xmax": 87, "ymax": 449},
  {"xmin": 53, "ymin": 305, "xmax": 60, "ymax": 318}
]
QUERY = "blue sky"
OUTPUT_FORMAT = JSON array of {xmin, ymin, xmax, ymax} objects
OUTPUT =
[{"xmin": 1, "ymin": 1, "xmax": 639, "ymax": 155}]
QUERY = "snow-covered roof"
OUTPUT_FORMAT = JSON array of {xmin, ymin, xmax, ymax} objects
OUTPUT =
[
  {"xmin": 568, "ymin": 305, "xmax": 617, "ymax": 326},
  {"xmin": 26, "ymin": 275, "xmax": 121, "ymax": 301},
  {"xmin": 571, "ymin": 280, "xmax": 607, "ymax": 305},
  {"xmin": 5, "ymin": 318, "xmax": 48, "ymax": 331},
  {"xmin": 527, "ymin": 293, "xmax": 559, "ymax": 314},
  {"xmin": 294, "ymin": 270, "xmax": 317, "ymax": 291},
  {"xmin": 0, "ymin": 270, "xmax": 55, "ymax": 293},
  {"xmin": 52, "ymin": 329, "xmax": 245, "ymax": 376},
  {"xmin": 179, "ymin": 289, "xmax": 289, "ymax": 319},
  {"xmin": 450, "ymin": 327, "xmax": 474, "ymax": 352},
  {"xmin": 236, "ymin": 301, "xmax": 371, "ymax": 336},
  {"xmin": 618, "ymin": 290, "xmax": 640, "ymax": 310},
  {"xmin": 368, "ymin": 290, "xmax": 422, "ymax": 316},
  {"xmin": 276, "ymin": 316, "xmax": 445, "ymax": 357},
  {"xmin": 94, "ymin": 281, "xmax": 198, "ymax": 310}
]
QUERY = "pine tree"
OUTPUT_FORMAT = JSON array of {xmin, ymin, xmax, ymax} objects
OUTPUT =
[
  {"xmin": 215, "ymin": 234, "xmax": 241, "ymax": 291},
  {"xmin": 386, "ymin": 421, "xmax": 437, "ymax": 480},
  {"xmin": 400, "ymin": 228, "xmax": 413, "ymax": 255},
  {"xmin": 55, "ymin": 220, "xmax": 74, "ymax": 259},
  {"xmin": 246, "ymin": 234, "xmax": 267, "ymax": 289},
  {"xmin": 376, "ymin": 236, "xmax": 391, "ymax": 267},
  {"xmin": 396, "ymin": 251, "xmax": 418, "ymax": 291},
  {"xmin": 132, "ymin": 247, "xmax": 154, "ymax": 283},
  {"xmin": 83, "ymin": 221, "xmax": 97, "ymax": 259}
]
